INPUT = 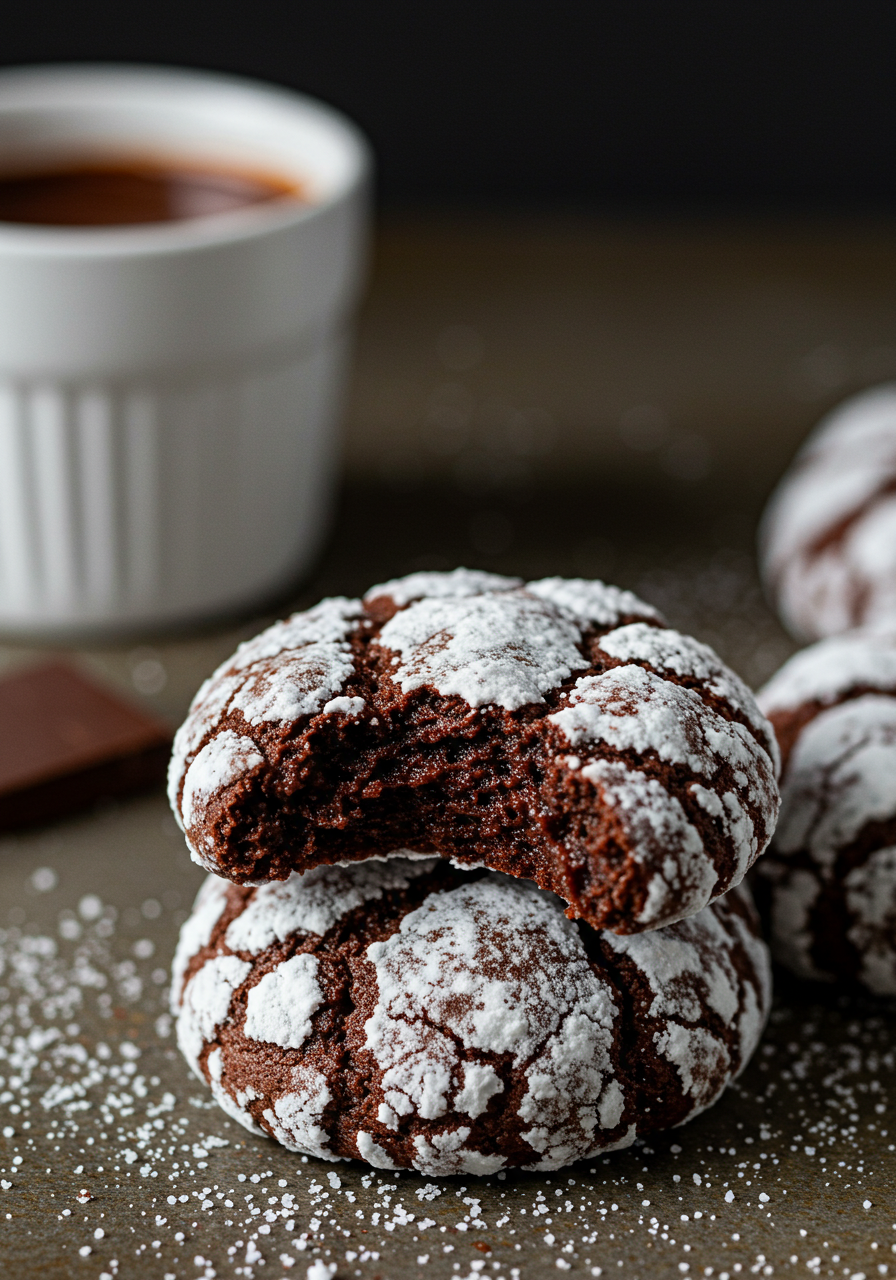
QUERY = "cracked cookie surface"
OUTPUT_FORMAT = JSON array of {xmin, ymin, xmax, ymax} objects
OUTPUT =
[
  {"xmin": 169, "ymin": 570, "xmax": 779, "ymax": 934},
  {"xmin": 172, "ymin": 856, "xmax": 771, "ymax": 1173},
  {"xmin": 756, "ymin": 630, "xmax": 896, "ymax": 991},
  {"xmin": 760, "ymin": 385, "xmax": 896, "ymax": 641}
]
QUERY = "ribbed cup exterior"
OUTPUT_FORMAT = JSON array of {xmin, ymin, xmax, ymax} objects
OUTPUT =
[
  {"xmin": 0, "ymin": 336, "xmax": 344, "ymax": 631},
  {"xmin": 0, "ymin": 66, "xmax": 370, "ymax": 634}
]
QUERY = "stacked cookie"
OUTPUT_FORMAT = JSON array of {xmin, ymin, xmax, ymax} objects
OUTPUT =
[{"xmin": 169, "ymin": 570, "xmax": 777, "ymax": 1173}]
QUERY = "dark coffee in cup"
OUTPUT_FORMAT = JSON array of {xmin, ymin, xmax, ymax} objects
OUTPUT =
[{"xmin": 0, "ymin": 159, "xmax": 303, "ymax": 225}]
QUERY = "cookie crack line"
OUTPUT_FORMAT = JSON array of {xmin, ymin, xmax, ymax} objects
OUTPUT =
[{"xmin": 169, "ymin": 571, "xmax": 780, "ymax": 935}]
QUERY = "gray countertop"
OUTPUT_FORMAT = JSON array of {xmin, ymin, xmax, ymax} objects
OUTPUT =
[{"xmin": 1, "ymin": 475, "xmax": 894, "ymax": 1280}]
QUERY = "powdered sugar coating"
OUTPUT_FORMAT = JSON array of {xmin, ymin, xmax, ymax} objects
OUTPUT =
[
  {"xmin": 206, "ymin": 1046, "xmax": 263, "ymax": 1134},
  {"xmin": 180, "ymin": 732, "xmax": 264, "ymax": 857},
  {"xmin": 364, "ymin": 875, "xmax": 621, "ymax": 1171},
  {"xmin": 756, "ymin": 636, "xmax": 896, "ymax": 991},
  {"xmin": 758, "ymin": 630, "xmax": 896, "ymax": 718},
  {"xmin": 169, "ymin": 570, "xmax": 778, "ymax": 936},
  {"xmin": 225, "ymin": 857, "xmax": 438, "ymax": 954},
  {"xmin": 760, "ymin": 383, "xmax": 896, "ymax": 640},
  {"xmin": 244, "ymin": 953, "xmax": 323, "ymax": 1049},
  {"xmin": 176, "ymin": 954, "xmax": 250, "ymax": 1076},
  {"xmin": 527, "ymin": 577, "xmax": 663, "ymax": 628},
  {"xmin": 553, "ymin": 666, "xmax": 719, "ymax": 774},
  {"xmin": 172, "ymin": 857, "xmax": 770, "ymax": 1172},
  {"xmin": 365, "ymin": 568, "xmax": 522, "ymax": 607},
  {"xmin": 774, "ymin": 696, "xmax": 896, "ymax": 863},
  {"xmin": 844, "ymin": 847, "xmax": 896, "ymax": 994},
  {"xmin": 168, "ymin": 597, "xmax": 362, "ymax": 848},
  {"xmin": 553, "ymin": 664, "xmax": 772, "ymax": 787},
  {"xmin": 578, "ymin": 759, "xmax": 714, "ymax": 927},
  {"xmin": 379, "ymin": 593, "xmax": 587, "ymax": 711},
  {"xmin": 262, "ymin": 1067, "xmax": 338, "ymax": 1161},
  {"xmin": 169, "ymin": 874, "xmax": 229, "ymax": 1015},
  {"xmin": 604, "ymin": 884, "xmax": 769, "ymax": 1114},
  {"xmin": 601, "ymin": 623, "xmax": 778, "ymax": 764}
]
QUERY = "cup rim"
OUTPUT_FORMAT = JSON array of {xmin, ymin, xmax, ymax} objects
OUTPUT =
[{"xmin": 0, "ymin": 63, "xmax": 371, "ymax": 259}]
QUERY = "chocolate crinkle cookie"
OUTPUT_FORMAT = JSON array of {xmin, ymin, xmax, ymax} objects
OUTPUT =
[
  {"xmin": 168, "ymin": 570, "xmax": 779, "ymax": 935},
  {"xmin": 760, "ymin": 384, "xmax": 896, "ymax": 641},
  {"xmin": 171, "ymin": 856, "xmax": 770, "ymax": 1174},
  {"xmin": 755, "ymin": 630, "xmax": 896, "ymax": 993}
]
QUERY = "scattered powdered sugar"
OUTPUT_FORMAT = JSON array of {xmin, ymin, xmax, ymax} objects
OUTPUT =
[
  {"xmin": 365, "ymin": 568, "xmax": 522, "ymax": 607},
  {"xmin": 225, "ymin": 858, "xmax": 438, "ymax": 954},
  {"xmin": 378, "ymin": 592, "xmax": 587, "ymax": 711},
  {"xmin": 176, "ymin": 955, "xmax": 251, "ymax": 1076},
  {"xmin": 758, "ymin": 630, "xmax": 896, "ymax": 717},
  {"xmin": 244, "ymin": 954, "xmax": 324, "ymax": 1049},
  {"xmin": 578, "ymin": 759, "xmax": 715, "ymax": 929},
  {"xmin": 526, "ymin": 577, "xmax": 662, "ymax": 627},
  {"xmin": 181, "ymin": 732, "xmax": 264, "ymax": 836},
  {"xmin": 773, "ymin": 694, "xmax": 896, "ymax": 861},
  {"xmin": 1, "ymin": 836, "xmax": 881, "ymax": 1279}
]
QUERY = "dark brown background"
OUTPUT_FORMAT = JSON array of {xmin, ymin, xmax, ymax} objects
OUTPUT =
[{"xmin": 2, "ymin": 0, "xmax": 896, "ymax": 213}]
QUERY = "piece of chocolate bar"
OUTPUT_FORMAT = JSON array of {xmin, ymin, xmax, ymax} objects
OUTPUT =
[{"xmin": 0, "ymin": 661, "xmax": 171, "ymax": 830}]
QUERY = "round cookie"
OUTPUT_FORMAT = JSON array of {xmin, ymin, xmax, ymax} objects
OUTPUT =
[
  {"xmin": 168, "ymin": 569, "xmax": 779, "ymax": 935},
  {"xmin": 171, "ymin": 856, "xmax": 771, "ymax": 1174},
  {"xmin": 756, "ymin": 630, "xmax": 896, "ymax": 992},
  {"xmin": 760, "ymin": 384, "xmax": 896, "ymax": 640}
]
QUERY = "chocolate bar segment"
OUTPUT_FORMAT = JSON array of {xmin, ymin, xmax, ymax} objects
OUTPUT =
[{"xmin": 0, "ymin": 661, "xmax": 171, "ymax": 830}]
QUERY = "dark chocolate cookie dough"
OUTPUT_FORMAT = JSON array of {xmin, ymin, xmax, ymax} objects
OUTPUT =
[
  {"xmin": 756, "ymin": 630, "xmax": 896, "ymax": 992},
  {"xmin": 171, "ymin": 856, "xmax": 771, "ymax": 1174},
  {"xmin": 169, "ymin": 570, "xmax": 779, "ymax": 934}
]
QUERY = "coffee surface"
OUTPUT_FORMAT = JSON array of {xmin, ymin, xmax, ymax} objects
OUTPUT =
[{"xmin": 0, "ymin": 159, "xmax": 302, "ymax": 225}]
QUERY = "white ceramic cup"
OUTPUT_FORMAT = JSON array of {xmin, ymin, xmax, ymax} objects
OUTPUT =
[{"xmin": 0, "ymin": 64, "xmax": 370, "ymax": 635}]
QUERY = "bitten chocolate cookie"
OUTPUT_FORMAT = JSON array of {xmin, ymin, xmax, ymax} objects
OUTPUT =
[
  {"xmin": 760, "ymin": 384, "xmax": 896, "ymax": 640},
  {"xmin": 171, "ymin": 856, "xmax": 771, "ymax": 1174},
  {"xmin": 168, "ymin": 570, "xmax": 779, "ymax": 934},
  {"xmin": 756, "ymin": 631, "xmax": 896, "ymax": 992}
]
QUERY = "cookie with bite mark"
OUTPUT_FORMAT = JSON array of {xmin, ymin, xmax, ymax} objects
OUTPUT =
[
  {"xmin": 168, "ymin": 569, "xmax": 779, "ymax": 935},
  {"xmin": 171, "ymin": 856, "xmax": 771, "ymax": 1173}
]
